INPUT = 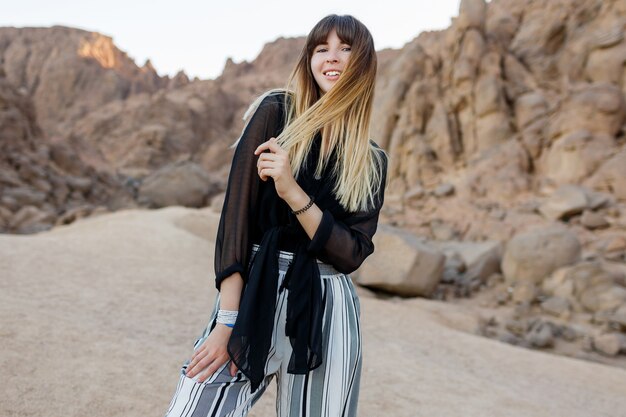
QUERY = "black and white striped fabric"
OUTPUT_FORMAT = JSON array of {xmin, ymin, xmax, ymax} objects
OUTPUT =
[{"xmin": 164, "ymin": 245, "xmax": 362, "ymax": 417}]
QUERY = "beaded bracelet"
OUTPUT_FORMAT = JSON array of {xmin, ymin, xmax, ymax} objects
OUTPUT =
[{"xmin": 292, "ymin": 195, "xmax": 314, "ymax": 215}]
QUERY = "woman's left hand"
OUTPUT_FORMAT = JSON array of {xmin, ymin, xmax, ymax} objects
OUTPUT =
[{"xmin": 254, "ymin": 137, "xmax": 299, "ymax": 201}]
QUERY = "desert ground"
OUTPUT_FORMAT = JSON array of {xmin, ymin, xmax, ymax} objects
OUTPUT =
[{"xmin": 1, "ymin": 206, "xmax": 625, "ymax": 417}]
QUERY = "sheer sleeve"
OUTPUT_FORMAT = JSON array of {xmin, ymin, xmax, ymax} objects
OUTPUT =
[
  {"xmin": 306, "ymin": 150, "xmax": 388, "ymax": 274},
  {"xmin": 214, "ymin": 93, "xmax": 285, "ymax": 290}
]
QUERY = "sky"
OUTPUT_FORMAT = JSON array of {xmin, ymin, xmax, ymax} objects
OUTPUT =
[{"xmin": 2, "ymin": 0, "xmax": 463, "ymax": 80}]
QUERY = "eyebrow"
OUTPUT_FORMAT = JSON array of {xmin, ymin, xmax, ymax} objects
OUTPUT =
[{"xmin": 316, "ymin": 42, "xmax": 350, "ymax": 46}]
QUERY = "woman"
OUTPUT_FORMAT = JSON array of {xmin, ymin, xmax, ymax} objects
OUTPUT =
[{"xmin": 165, "ymin": 14, "xmax": 388, "ymax": 417}]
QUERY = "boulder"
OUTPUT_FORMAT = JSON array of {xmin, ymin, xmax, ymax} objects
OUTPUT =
[
  {"xmin": 502, "ymin": 226, "xmax": 581, "ymax": 284},
  {"xmin": 356, "ymin": 224, "xmax": 445, "ymax": 297},
  {"xmin": 434, "ymin": 240, "xmax": 503, "ymax": 284},
  {"xmin": 585, "ymin": 149, "xmax": 626, "ymax": 201},
  {"xmin": 538, "ymin": 184, "xmax": 589, "ymax": 220},
  {"xmin": 138, "ymin": 161, "xmax": 217, "ymax": 208},
  {"xmin": 542, "ymin": 261, "xmax": 626, "ymax": 314},
  {"xmin": 540, "ymin": 130, "xmax": 616, "ymax": 185}
]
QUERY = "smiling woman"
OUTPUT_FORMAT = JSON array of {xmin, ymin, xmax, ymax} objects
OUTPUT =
[{"xmin": 164, "ymin": 13, "xmax": 388, "ymax": 417}]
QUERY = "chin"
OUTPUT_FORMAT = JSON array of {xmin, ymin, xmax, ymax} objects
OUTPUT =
[{"xmin": 320, "ymin": 83, "xmax": 335, "ymax": 94}]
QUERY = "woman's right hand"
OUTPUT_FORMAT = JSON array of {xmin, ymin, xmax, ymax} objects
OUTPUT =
[{"xmin": 185, "ymin": 323, "xmax": 239, "ymax": 382}]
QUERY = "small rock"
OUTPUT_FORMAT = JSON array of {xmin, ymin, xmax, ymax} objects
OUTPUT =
[
  {"xmin": 1, "ymin": 195, "xmax": 19, "ymax": 211},
  {"xmin": 489, "ymin": 208, "xmax": 507, "ymax": 220},
  {"xmin": 526, "ymin": 321, "xmax": 555, "ymax": 348},
  {"xmin": 580, "ymin": 283, "xmax": 626, "ymax": 314},
  {"xmin": 580, "ymin": 210, "xmax": 609, "ymax": 229},
  {"xmin": 581, "ymin": 335, "xmax": 595, "ymax": 351},
  {"xmin": 56, "ymin": 205, "xmax": 93, "ymax": 226},
  {"xmin": 404, "ymin": 185, "xmax": 425, "ymax": 201},
  {"xmin": 3, "ymin": 187, "xmax": 48, "ymax": 207},
  {"xmin": 608, "ymin": 305, "xmax": 626, "ymax": 330},
  {"xmin": 486, "ymin": 273, "xmax": 503, "ymax": 288},
  {"xmin": 603, "ymin": 236, "xmax": 626, "ymax": 260},
  {"xmin": 469, "ymin": 277, "xmax": 482, "ymax": 292},
  {"xmin": 586, "ymin": 190, "xmax": 612, "ymax": 210},
  {"xmin": 505, "ymin": 318, "xmax": 528, "ymax": 336},
  {"xmin": 433, "ymin": 183, "xmax": 455, "ymax": 197},
  {"xmin": 512, "ymin": 301, "xmax": 532, "ymax": 318},
  {"xmin": 498, "ymin": 331, "xmax": 523, "ymax": 345},
  {"xmin": 495, "ymin": 289, "xmax": 510, "ymax": 304},
  {"xmin": 512, "ymin": 281, "xmax": 538, "ymax": 304},
  {"xmin": 538, "ymin": 184, "xmax": 588, "ymax": 220},
  {"xmin": 444, "ymin": 251, "xmax": 466, "ymax": 275},
  {"xmin": 540, "ymin": 296, "xmax": 571, "ymax": 318},
  {"xmin": 65, "ymin": 175, "xmax": 93, "ymax": 193},
  {"xmin": 518, "ymin": 199, "xmax": 541, "ymax": 213},
  {"xmin": 8, "ymin": 205, "xmax": 54, "ymax": 231},
  {"xmin": 593, "ymin": 333, "xmax": 626, "ymax": 356},
  {"xmin": 559, "ymin": 325, "xmax": 580, "ymax": 342}
]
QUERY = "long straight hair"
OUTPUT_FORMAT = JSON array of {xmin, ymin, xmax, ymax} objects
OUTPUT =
[{"xmin": 236, "ymin": 14, "xmax": 387, "ymax": 212}]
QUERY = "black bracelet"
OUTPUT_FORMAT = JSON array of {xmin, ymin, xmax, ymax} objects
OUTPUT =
[{"xmin": 292, "ymin": 195, "xmax": 315, "ymax": 215}]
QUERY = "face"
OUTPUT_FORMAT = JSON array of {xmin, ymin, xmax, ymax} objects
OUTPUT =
[{"xmin": 310, "ymin": 28, "xmax": 352, "ymax": 94}]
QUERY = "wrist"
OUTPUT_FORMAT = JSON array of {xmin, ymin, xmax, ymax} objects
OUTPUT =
[
  {"xmin": 217, "ymin": 322, "xmax": 234, "ymax": 330},
  {"xmin": 284, "ymin": 185, "xmax": 309, "ymax": 211}
]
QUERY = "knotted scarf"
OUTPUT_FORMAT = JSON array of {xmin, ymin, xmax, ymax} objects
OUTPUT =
[{"xmin": 226, "ymin": 225, "xmax": 324, "ymax": 392}]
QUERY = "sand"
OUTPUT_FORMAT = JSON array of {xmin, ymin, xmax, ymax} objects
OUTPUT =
[{"xmin": 1, "ymin": 206, "xmax": 625, "ymax": 417}]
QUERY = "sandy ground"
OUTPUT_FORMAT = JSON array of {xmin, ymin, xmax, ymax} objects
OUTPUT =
[{"xmin": 1, "ymin": 206, "xmax": 625, "ymax": 417}]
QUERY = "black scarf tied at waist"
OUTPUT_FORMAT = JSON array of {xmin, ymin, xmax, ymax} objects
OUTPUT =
[{"xmin": 226, "ymin": 225, "xmax": 324, "ymax": 393}]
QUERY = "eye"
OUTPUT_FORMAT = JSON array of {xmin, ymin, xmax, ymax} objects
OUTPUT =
[
  {"xmin": 343, "ymin": 47, "xmax": 351, "ymax": 52},
  {"xmin": 316, "ymin": 48, "xmax": 327, "ymax": 53}
]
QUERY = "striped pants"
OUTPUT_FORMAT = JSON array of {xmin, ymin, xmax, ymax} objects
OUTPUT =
[{"xmin": 164, "ymin": 246, "xmax": 363, "ymax": 417}]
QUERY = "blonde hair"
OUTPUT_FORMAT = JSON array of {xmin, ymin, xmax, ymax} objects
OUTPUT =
[{"xmin": 234, "ymin": 15, "xmax": 387, "ymax": 212}]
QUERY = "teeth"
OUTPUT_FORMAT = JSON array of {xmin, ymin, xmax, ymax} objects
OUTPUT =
[{"xmin": 325, "ymin": 71, "xmax": 340, "ymax": 76}]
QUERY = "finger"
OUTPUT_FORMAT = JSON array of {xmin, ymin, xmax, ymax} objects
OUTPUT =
[
  {"xmin": 257, "ymin": 160, "xmax": 276, "ymax": 170},
  {"xmin": 254, "ymin": 139, "xmax": 284, "ymax": 155},
  {"xmin": 253, "ymin": 140, "xmax": 272, "ymax": 155},
  {"xmin": 257, "ymin": 163, "xmax": 269, "ymax": 180},
  {"xmin": 186, "ymin": 356, "xmax": 199, "ymax": 375},
  {"xmin": 188, "ymin": 349, "xmax": 213, "ymax": 377},
  {"xmin": 257, "ymin": 152, "xmax": 279, "ymax": 162},
  {"xmin": 259, "ymin": 167, "xmax": 276, "ymax": 180},
  {"xmin": 197, "ymin": 359, "xmax": 223, "ymax": 383},
  {"xmin": 189, "ymin": 346, "xmax": 206, "ymax": 367},
  {"xmin": 190, "ymin": 344, "xmax": 206, "ymax": 361}
]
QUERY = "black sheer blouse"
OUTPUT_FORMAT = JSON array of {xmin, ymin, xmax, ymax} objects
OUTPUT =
[{"xmin": 213, "ymin": 91, "xmax": 388, "ymax": 392}]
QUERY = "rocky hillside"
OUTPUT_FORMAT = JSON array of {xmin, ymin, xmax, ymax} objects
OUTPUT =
[
  {"xmin": 374, "ymin": 0, "xmax": 626, "ymax": 214},
  {"xmin": 0, "ymin": 67, "xmax": 135, "ymax": 233},
  {"xmin": 0, "ymin": 27, "xmax": 306, "ymax": 232},
  {"xmin": 360, "ymin": 0, "xmax": 626, "ymax": 365}
]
